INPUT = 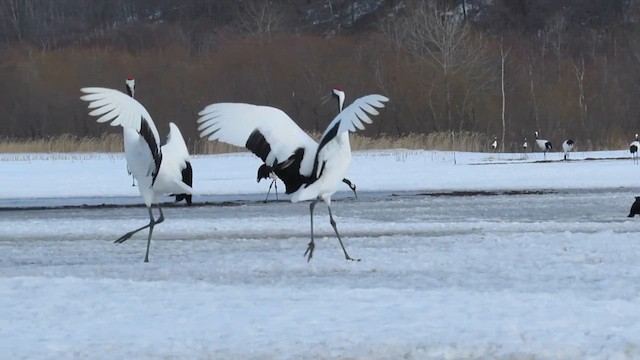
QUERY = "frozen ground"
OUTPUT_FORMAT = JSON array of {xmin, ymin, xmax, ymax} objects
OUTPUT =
[{"xmin": 1, "ymin": 149, "xmax": 640, "ymax": 359}]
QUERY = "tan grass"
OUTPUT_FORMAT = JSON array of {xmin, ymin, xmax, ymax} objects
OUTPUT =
[
  {"xmin": 0, "ymin": 132, "xmax": 628, "ymax": 155},
  {"xmin": 0, "ymin": 134, "xmax": 123, "ymax": 153}
]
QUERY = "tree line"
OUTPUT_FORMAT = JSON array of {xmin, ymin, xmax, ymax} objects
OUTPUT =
[{"xmin": 1, "ymin": 0, "xmax": 639, "ymax": 151}]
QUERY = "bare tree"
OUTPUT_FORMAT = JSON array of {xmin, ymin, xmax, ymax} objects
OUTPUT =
[
  {"xmin": 236, "ymin": 1, "xmax": 285, "ymax": 43},
  {"xmin": 572, "ymin": 55, "xmax": 588, "ymax": 129},
  {"xmin": 499, "ymin": 37, "xmax": 510, "ymax": 153},
  {"xmin": 546, "ymin": 13, "xmax": 567, "ymax": 81},
  {"xmin": 390, "ymin": 2, "xmax": 492, "ymax": 130}
]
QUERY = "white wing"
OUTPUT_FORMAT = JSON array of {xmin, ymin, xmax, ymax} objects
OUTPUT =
[
  {"xmin": 318, "ymin": 94, "xmax": 389, "ymax": 147},
  {"xmin": 162, "ymin": 122, "xmax": 190, "ymax": 165},
  {"xmin": 80, "ymin": 87, "xmax": 161, "ymax": 152},
  {"xmin": 156, "ymin": 122, "xmax": 193, "ymax": 195},
  {"xmin": 197, "ymin": 102, "xmax": 318, "ymax": 175}
]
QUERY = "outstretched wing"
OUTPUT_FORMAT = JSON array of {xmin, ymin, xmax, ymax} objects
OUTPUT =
[
  {"xmin": 80, "ymin": 87, "xmax": 162, "ymax": 183},
  {"xmin": 316, "ymin": 94, "xmax": 389, "ymax": 154},
  {"xmin": 197, "ymin": 102, "xmax": 318, "ymax": 179}
]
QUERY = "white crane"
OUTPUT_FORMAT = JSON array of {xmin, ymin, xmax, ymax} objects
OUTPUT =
[
  {"xmin": 522, "ymin": 138, "xmax": 528, "ymax": 152},
  {"xmin": 198, "ymin": 87, "xmax": 388, "ymax": 261},
  {"xmin": 123, "ymin": 78, "xmax": 192, "ymax": 204},
  {"xmin": 257, "ymin": 89, "xmax": 358, "ymax": 202},
  {"xmin": 631, "ymin": 134, "xmax": 639, "ymax": 165},
  {"xmin": 490, "ymin": 137, "xmax": 498, "ymax": 152},
  {"xmin": 80, "ymin": 83, "xmax": 193, "ymax": 263},
  {"xmin": 534, "ymin": 131, "xmax": 552, "ymax": 159},
  {"xmin": 562, "ymin": 139, "xmax": 574, "ymax": 160}
]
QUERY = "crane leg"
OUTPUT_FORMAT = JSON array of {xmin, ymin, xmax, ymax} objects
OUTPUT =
[
  {"xmin": 143, "ymin": 206, "xmax": 164, "ymax": 263},
  {"xmin": 114, "ymin": 205, "xmax": 164, "ymax": 246},
  {"xmin": 264, "ymin": 179, "xmax": 275, "ymax": 203},
  {"xmin": 327, "ymin": 205, "xmax": 360, "ymax": 262},
  {"xmin": 274, "ymin": 180, "xmax": 278, "ymax": 201},
  {"xmin": 304, "ymin": 200, "xmax": 318, "ymax": 262}
]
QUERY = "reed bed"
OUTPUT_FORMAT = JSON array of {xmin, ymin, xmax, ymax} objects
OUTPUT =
[
  {"xmin": 0, "ymin": 134, "xmax": 123, "ymax": 153},
  {"xmin": 0, "ymin": 132, "xmax": 628, "ymax": 155}
]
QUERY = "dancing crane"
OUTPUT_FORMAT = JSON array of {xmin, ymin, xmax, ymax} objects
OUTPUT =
[
  {"xmin": 198, "ymin": 87, "xmax": 388, "ymax": 261},
  {"xmin": 80, "ymin": 84, "xmax": 193, "ymax": 262},
  {"xmin": 257, "ymin": 88, "xmax": 358, "ymax": 202},
  {"xmin": 123, "ymin": 78, "xmax": 192, "ymax": 204}
]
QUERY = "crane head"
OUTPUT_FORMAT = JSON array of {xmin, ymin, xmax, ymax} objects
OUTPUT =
[
  {"xmin": 125, "ymin": 76, "xmax": 135, "ymax": 98},
  {"xmin": 332, "ymin": 86, "xmax": 345, "ymax": 112}
]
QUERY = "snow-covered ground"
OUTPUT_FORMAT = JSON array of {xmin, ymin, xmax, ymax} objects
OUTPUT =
[
  {"xmin": 0, "ymin": 149, "xmax": 637, "ymax": 201},
  {"xmin": 1, "ymin": 149, "xmax": 640, "ymax": 359}
]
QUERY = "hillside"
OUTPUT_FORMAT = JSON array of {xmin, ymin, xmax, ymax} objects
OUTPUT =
[{"xmin": 1, "ymin": 0, "xmax": 639, "ymax": 150}]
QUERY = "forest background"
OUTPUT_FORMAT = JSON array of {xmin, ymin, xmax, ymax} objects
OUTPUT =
[{"xmin": 1, "ymin": 0, "xmax": 639, "ymax": 153}]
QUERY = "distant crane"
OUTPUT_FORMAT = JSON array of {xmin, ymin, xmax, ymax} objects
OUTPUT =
[
  {"xmin": 562, "ymin": 139, "xmax": 574, "ymax": 161},
  {"xmin": 127, "ymin": 165, "xmax": 136, "ymax": 186},
  {"xmin": 534, "ymin": 131, "xmax": 552, "ymax": 159},
  {"xmin": 631, "ymin": 134, "xmax": 639, "ymax": 165},
  {"xmin": 80, "ymin": 81, "xmax": 193, "ymax": 262},
  {"xmin": 198, "ymin": 87, "xmax": 388, "ymax": 261},
  {"xmin": 490, "ymin": 137, "xmax": 498, "ymax": 152},
  {"xmin": 521, "ymin": 138, "xmax": 528, "ymax": 159}
]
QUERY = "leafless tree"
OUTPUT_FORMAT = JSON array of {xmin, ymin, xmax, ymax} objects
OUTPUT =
[
  {"xmin": 572, "ymin": 55, "xmax": 588, "ymax": 129},
  {"xmin": 391, "ymin": 2, "xmax": 492, "ymax": 130},
  {"xmin": 236, "ymin": 1, "xmax": 285, "ymax": 43},
  {"xmin": 499, "ymin": 37, "xmax": 510, "ymax": 153}
]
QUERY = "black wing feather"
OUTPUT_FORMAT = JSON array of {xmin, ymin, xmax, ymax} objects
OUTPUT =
[
  {"xmin": 246, "ymin": 130, "xmax": 271, "ymax": 163},
  {"xmin": 273, "ymin": 148, "xmax": 310, "ymax": 194},
  {"xmin": 139, "ymin": 118, "xmax": 162, "ymax": 185},
  {"xmin": 173, "ymin": 161, "xmax": 193, "ymax": 205}
]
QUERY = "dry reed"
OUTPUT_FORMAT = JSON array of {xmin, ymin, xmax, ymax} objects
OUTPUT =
[{"xmin": 0, "ymin": 132, "xmax": 628, "ymax": 154}]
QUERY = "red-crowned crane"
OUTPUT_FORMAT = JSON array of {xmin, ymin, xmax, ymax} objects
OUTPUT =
[
  {"xmin": 198, "ymin": 88, "xmax": 388, "ymax": 261},
  {"xmin": 562, "ymin": 139, "xmax": 575, "ymax": 161},
  {"xmin": 257, "ymin": 88, "xmax": 358, "ymax": 202},
  {"xmin": 631, "ymin": 134, "xmax": 639, "ymax": 165},
  {"xmin": 80, "ymin": 81, "xmax": 193, "ymax": 262},
  {"xmin": 535, "ymin": 131, "xmax": 552, "ymax": 159}
]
